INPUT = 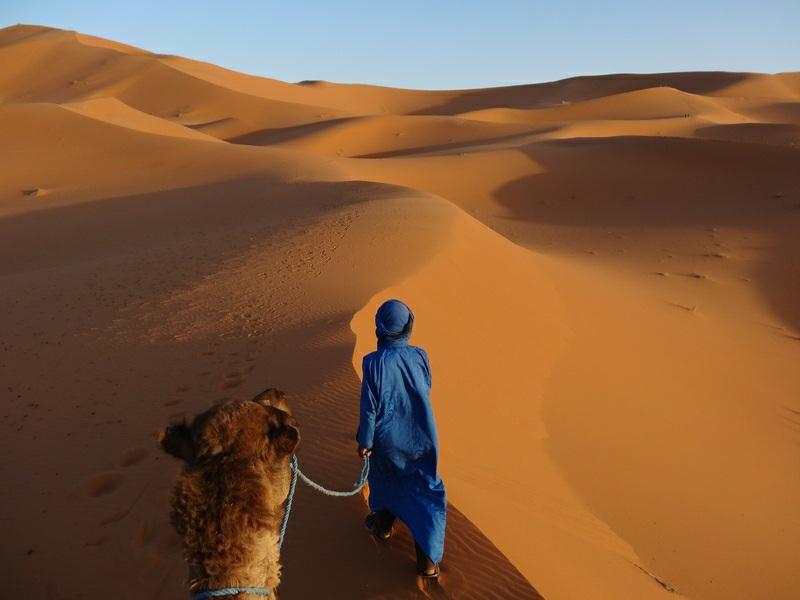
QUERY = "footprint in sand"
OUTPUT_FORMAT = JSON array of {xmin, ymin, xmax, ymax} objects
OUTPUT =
[
  {"xmin": 221, "ymin": 367, "xmax": 252, "ymax": 390},
  {"xmin": 83, "ymin": 472, "xmax": 124, "ymax": 497},
  {"xmin": 100, "ymin": 508, "xmax": 131, "ymax": 526},
  {"xmin": 221, "ymin": 376, "xmax": 243, "ymax": 389},
  {"xmin": 118, "ymin": 447, "xmax": 147, "ymax": 468},
  {"xmin": 85, "ymin": 535, "xmax": 108, "ymax": 547},
  {"xmin": 667, "ymin": 301, "xmax": 698, "ymax": 313},
  {"xmin": 131, "ymin": 521, "xmax": 155, "ymax": 548}
]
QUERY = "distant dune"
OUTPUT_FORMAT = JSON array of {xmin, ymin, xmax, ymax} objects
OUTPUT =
[{"xmin": 1, "ymin": 24, "xmax": 798, "ymax": 600}]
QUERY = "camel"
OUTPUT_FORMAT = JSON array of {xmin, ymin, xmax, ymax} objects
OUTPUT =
[{"xmin": 159, "ymin": 388, "xmax": 299, "ymax": 599}]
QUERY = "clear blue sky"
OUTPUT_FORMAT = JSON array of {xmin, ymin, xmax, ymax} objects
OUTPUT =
[{"xmin": 2, "ymin": 1, "xmax": 798, "ymax": 89}]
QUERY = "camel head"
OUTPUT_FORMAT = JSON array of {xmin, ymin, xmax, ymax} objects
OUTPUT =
[
  {"xmin": 159, "ymin": 388, "xmax": 298, "ymax": 464},
  {"xmin": 158, "ymin": 389, "xmax": 299, "ymax": 597}
]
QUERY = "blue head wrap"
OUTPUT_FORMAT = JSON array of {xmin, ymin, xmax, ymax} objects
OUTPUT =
[{"xmin": 375, "ymin": 299, "xmax": 414, "ymax": 343}]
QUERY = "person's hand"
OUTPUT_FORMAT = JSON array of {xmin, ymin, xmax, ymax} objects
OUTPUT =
[{"xmin": 358, "ymin": 446, "xmax": 373, "ymax": 458}]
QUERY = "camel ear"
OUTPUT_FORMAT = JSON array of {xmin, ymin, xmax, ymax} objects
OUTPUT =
[
  {"xmin": 273, "ymin": 422, "xmax": 300, "ymax": 457},
  {"xmin": 251, "ymin": 388, "xmax": 291, "ymax": 414},
  {"xmin": 158, "ymin": 422, "xmax": 194, "ymax": 461}
]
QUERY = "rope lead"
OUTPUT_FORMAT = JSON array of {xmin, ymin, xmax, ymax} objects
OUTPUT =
[{"xmin": 278, "ymin": 455, "xmax": 370, "ymax": 548}]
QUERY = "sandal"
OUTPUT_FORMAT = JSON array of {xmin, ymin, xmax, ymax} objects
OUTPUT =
[
  {"xmin": 364, "ymin": 513, "xmax": 392, "ymax": 541},
  {"xmin": 418, "ymin": 563, "xmax": 440, "ymax": 579}
]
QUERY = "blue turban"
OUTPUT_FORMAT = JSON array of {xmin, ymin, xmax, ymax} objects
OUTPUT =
[{"xmin": 375, "ymin": 299, "xmax": 414, "ymax": 340}]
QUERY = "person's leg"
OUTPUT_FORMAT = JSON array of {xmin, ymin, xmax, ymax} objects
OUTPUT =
[
  {"xmin": 415, "ymin": 541, "xmax": 439, "ymax": 578},
  {"xmin": 374, "ymin": 510, "xmax": 395, "ymax": 534},
  {"xmin": 365, "ymin": 510, "xmax": 395, "ymax": 540}
]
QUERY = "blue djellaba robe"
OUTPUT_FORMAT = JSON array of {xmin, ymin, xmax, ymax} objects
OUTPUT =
[{"xmin": 356, "ymin": 299, "xmax": 447, "ymax": 563}]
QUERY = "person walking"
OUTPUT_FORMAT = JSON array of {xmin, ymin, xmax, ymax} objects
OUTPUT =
[{"xmin": 356, "ymin": 299, "xmax": 446, "ymax": 578}]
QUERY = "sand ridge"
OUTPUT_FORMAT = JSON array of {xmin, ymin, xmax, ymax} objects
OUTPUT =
[{"xmin": 1, "ymin": 23, "xmax": 798, "ymax": 600}]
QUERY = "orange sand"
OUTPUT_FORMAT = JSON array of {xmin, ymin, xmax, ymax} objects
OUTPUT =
[{"xmin": 1, "ymin": 24, "xmax": 798, "ymax": 600}]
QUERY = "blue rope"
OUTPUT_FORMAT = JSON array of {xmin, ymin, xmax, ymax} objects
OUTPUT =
[
  {"xmin": 295, "ymin": 454, "xmax": 370, "ymax": 497},
  {"xmin": 192, "ymin": 587, "xmax": 271, "ymax": 599},
  {"xmin": 192, "ymin": 455, "xmax": 369, "ymax": 599},
  {"xmin": 278, "ymin": 455, "xmax": 300, "ymax": 549},
  {"xmin": 278, "ymin": 455, "xmax": 369, "ymax": 548}
]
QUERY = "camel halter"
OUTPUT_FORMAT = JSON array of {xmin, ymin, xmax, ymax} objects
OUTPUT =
[{"xmin": 191, "ymin": 454, "xmax": 370, "ymax": 600}]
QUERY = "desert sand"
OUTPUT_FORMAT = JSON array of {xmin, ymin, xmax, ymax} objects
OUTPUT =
[{"xmin": 0, "ymin": 24, "xmax": 798, "ymax": 599}]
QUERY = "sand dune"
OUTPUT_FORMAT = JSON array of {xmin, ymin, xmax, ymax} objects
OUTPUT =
[
  {"xmin": 62, "ymin": 97, "xmax": 224, "ymax": 142},
  {"xmin": 235, "ymin": 114, "xmax": 539, "ymax": 158},
  {"xmin": 461, "ymin": 86, "xmax": 742, "ymax": 122},
  {"xmin": 0, "ymin": 101, "xmax": 346, "ymax": 217},
  {"xmin": 1, "ymin": 23, "xmax": 798, "ymax": 600}
]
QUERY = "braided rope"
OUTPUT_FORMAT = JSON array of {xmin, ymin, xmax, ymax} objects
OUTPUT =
[
  {"xmin": 278, "ymin": 455, "xmax": 369, "ymax": 548},
  {"xmin": 295, "ymin": 454, "xmax": 370, "ymax": 497},
  {"xmin": 192, "ymin": 586, "xmax": 271, "ymax": 598},
  {"xmin": 278, "ymin": 455, "xmax": 300, "ymax": 549}
]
